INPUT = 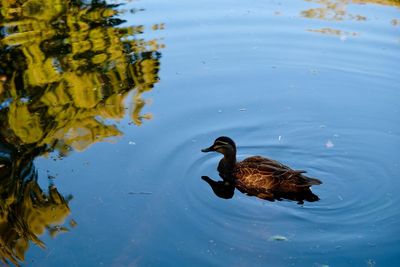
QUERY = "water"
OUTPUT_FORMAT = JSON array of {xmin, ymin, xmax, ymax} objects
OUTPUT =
[{"xmin": 0, "ymin": 0, "xmax": 399, "ymax": 266}]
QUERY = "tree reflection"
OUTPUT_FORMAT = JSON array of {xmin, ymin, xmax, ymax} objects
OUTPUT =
[
  {"xmin": 0, "ymin": 141, "xmax": 72, "ymax": 266},
  {"xmin": 0, "ymin": 0, "xmax": 162, "ymax": 153},
  {"xmin": 301, "ymin": 0, "xmax": 400, "ymax": 36},
  {"xmin": 0, "ymin": 0, "xmax": 162, "ymax": 265}
]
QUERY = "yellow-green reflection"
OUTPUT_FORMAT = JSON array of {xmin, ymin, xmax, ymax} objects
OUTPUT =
[
  {"xmin": 302, "ymin": 0, "xmax": 400, "ymax": 36},
  {"xmin": 0, "ymin": 0, "xmax": 163, "ymax": 265},
  {"xmin": 308, "ymin": 28, "xmax": 358, "ymax": 37},
  {"xmin": 0, "ymin": 145, "xmax": 72, "ymax": 266}
]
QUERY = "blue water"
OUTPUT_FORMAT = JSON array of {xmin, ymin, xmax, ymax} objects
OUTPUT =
[{"xmin": 1, "ymin": 0, "xmax": 399, "ymax": 266}]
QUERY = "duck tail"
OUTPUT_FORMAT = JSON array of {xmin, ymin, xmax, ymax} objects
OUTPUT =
[{"xmin": 307, "ymin": 177, "xmax": 322, "ymax": 185}]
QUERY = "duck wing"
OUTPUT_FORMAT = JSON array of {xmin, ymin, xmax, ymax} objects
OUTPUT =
[{"xmin": 235, "ymin": 156, "xmax": 321, "ymax": 192}]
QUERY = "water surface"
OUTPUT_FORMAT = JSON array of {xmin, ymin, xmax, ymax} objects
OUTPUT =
[{"xmin": 0, "ymin": 0, "xmax": 399, "ymax": 266}]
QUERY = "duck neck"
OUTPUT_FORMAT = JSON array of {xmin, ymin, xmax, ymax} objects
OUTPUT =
[{"xmin": 220, "ymin": 151, "xmax": 237, "ymax": 174}]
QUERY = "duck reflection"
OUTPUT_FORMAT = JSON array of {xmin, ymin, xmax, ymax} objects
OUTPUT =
[
  {"xmin": 0, "ymin": 141, "xmax": 72, "ymax": 267},
  {"xmin": 201, "ymin": 176, "xmax": 235, "ymax": 199},
  {"xmin": 201, "ymin": 137, "xmax": 321, "ymax": 204}
]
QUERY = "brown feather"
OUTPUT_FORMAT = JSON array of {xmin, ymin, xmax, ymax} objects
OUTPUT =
[{"xmin": 233, "ymin": 156, "xmax": 322, "ymax": 197}]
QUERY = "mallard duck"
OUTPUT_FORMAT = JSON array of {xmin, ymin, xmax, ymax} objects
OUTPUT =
[{"xmin": 201, "ymin": 136, "xmax": 322, "ymax": 202}]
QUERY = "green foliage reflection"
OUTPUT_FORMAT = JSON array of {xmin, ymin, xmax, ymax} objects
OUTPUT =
[
  {"xmin": 302, "ymin": 0, "xmax": 400, "ymax": 21},
  {"xmin": 301, "ymin": 0, "xmax": 400, "ymax": 36},
  {"xmin": 0, "ymin": 0, "xmax": 162, "ymax": 153},
  {"xmin": 0, "ymin": 142, "xmax": 73, "ymax": 266},
  {"xmin": 0, "ymin": 0, "xmax": 163, "ymax": 265}
]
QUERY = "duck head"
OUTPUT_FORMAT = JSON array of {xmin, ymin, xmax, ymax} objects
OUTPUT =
[
  {"xmin": 202, "ymin": 136, "xmax": 237, "ymax": 178},
  {"xmin": 201, "ymin": 136, "xmax": 236, "ymax": 156}
]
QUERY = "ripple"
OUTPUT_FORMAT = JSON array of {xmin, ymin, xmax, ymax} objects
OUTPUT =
[
  {"xmin": 146, "ymin": 112, "xmax": 399, "ymax": 261},
  {"xmin": 120, "ymin": 0, "xmax": 400, "ymax": 264}
]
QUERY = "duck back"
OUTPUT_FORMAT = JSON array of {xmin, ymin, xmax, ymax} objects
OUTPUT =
[{"xmin": 234, "ymin": 156, "xmax": 322, "ymax": 197}]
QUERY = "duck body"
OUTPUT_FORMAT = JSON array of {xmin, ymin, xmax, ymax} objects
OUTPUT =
[
  {"xmin": 233, "ymin": 156, "xmax": 321, "ymax": 200},
  {"xmin": 202, "ymin": 136, "xmax": 322, "ymax": 202}
]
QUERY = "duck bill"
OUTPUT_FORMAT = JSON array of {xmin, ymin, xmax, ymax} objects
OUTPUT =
[{"xmin": 201, "ymin": 145, "xmax": 214, "ymax": 152}]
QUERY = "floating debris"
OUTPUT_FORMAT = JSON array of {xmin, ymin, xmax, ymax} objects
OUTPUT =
[
  {"xmin": 269, "ymin": 235, "xmax": 288, "ymax": 241},
  {"xmin": 128, "ymin": 191, "xmax": 153, "ymax": 195},
  {"xmin": 128, "ymin": 141, "xmax": 136, "ymax": 145},
  {"xmin": 239, "ymin": 108, "xmax": 247, "ymax": 111},
  {"xmin": 366, "ymin": 259, "xmax": 376, "ymax": 267},
  {"xmin": 278, "ymin": 135, "xmax": 282, "ymax": 141},
  {"xmin": 325, "ymin": 140, "xmax": 334, "ymax": 148},
  {"xmin": 69, "ymin": 219, "xmax": 78, "ymax": 228},
  {"xmin": 391, "ymin": 19, "xmax": 400, "ymax": 26}
]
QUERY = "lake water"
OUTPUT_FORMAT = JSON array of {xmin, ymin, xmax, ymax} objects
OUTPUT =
[{"xmin": 0, "ymin": 0, "xmax": 399, "ymax": 266}]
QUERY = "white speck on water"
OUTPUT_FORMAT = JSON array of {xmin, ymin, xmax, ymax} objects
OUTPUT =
[
  {"xmin": 239, "ymin": 108, "xmax": 247, "ymax": 111},
  {"xmin": 278, "ymin": 135, "xmax": 282, "ymax": 141},
  {"xmin": 338, "ymin": 195, "xmax": 343, "ymax": 201},
  {"xmin": 319, "ymin": 124, "xmax": 327, "ymax": 129},
  {"xmin": 128, "ymin": 141, "xmax": 136, "ymax": 145},
  {"xmin": 326, "ymin": 140, "xmax": 334, "ymax": 148}
]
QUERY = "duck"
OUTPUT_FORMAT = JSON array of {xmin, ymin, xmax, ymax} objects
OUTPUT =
[{"xmin": 201, "ymin": 136, "xmax": 322, "ymax": 203}]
